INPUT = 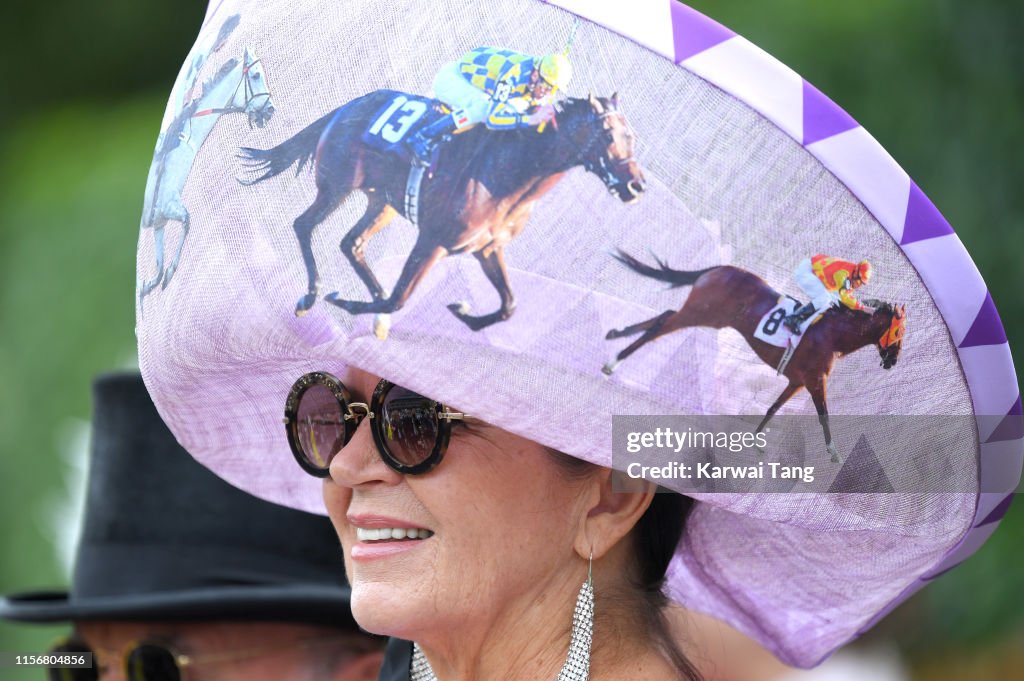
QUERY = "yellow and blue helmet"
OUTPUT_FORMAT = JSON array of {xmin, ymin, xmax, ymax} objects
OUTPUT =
[{"xmin": 538, "ymin": 53, "xmax": 572, "ymax": 90}]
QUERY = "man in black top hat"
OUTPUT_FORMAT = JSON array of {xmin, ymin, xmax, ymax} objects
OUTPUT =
[{"xmin": 0, "ymin": 372, "xmax": 384, "ymax": 681}]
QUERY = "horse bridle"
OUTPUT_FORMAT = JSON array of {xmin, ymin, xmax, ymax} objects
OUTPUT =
[
  {"xmin": 877, "ymin": 306, "xmax": 904, "ymax": 368},
  {"xmin": 582, "ymin": 110, "xmax": 638, "ymax": 189},
  {"xmin": 194, "ymin": 57, "xmax": 271, "ymax": 118}
]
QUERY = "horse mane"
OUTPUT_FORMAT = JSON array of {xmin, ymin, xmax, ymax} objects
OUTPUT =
[
  {"xmin": 833, "ymin": 298, "xmax": 895, "ymax": 318},
  {"xmin": 860, "ymin": 298, "xmax": 896, "ymax": 315},
  {"xmin": 556, "ymin": 95, "xmax": 615, "ymax": 118},
  {"xmin": 200, "ymin": 57, "xmax": 240, "ymax": 98}
]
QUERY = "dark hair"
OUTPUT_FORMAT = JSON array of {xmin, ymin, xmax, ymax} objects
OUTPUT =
[
  {"xmin": 548, "ymin": 450, "xmax": 702, "ymax": 680},
  {"xmin": 634, "ymin": 490, "xmax": 701, "ymax": 681}
]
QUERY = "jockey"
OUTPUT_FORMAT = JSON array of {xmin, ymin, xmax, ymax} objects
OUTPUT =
[
  {"xmin": 783, "ymin": 255, "xmax": 875, "ymax": 335},
  {"xmin": 406, "ymin": 46, "xmax": 573, "ymax": 166}
]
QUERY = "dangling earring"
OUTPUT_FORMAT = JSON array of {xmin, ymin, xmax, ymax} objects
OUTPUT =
[
  {"xmin": 409, "ymin": 552, "xmax": 594, "ymax": 681},
  {"xmin": 557, "ymin": 549, "xmax": 593, "ymax": 681}
]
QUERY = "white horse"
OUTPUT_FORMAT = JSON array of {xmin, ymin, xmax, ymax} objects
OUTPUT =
[{"xmin": 138, "ymin": 48, "xmax": 274, "ymax": 306}]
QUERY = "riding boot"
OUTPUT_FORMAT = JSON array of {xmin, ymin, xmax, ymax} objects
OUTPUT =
[
  {"xmin": 406, "ymin": 116, "xmax": 457, "ymax": 167},
  {"xmin": 783, "ymin": 302, "xmax": 816, "ymax": 335}
]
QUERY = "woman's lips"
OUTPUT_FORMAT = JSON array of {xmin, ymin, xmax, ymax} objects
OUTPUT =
[{"xmin": 347, "ymin": 514, "xmax": 434, "ymax": 560}]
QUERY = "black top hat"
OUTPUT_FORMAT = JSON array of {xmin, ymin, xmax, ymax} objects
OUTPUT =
[{"xmin": 0, "ymin": 372, "xmax": 356, "ymax": 627}]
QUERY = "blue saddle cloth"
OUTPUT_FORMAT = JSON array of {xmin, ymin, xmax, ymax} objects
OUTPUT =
[{"xmin": 359, "ymin": 90, "xmax": 448, "ymax": 162}]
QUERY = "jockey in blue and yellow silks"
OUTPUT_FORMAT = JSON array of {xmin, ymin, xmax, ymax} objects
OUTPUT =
[{"xmin": 406, "ymin": 46, "xmax": 573, "ymax": 166}]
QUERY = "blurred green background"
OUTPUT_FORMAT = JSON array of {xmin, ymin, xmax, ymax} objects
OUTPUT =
[{"xmin": 0, "ymin": 1, "xmax": 1020, "ymax": 680}]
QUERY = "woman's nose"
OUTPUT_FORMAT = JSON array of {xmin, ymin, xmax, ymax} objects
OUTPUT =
[{"xmin": 327, "ymin": 415, "xmax": 403, "ymax": 488}]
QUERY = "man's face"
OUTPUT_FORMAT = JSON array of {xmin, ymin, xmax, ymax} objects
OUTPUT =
[
  {"xmin": 530, "ymin": 70, "xmax": 553, "ymax": 99},
  {"xmin": 72, "ymin": 620, "xmax": 383, "ymax": 681}
]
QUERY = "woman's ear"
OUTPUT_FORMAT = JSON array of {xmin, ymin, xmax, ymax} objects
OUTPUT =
[{"xmin": 574, "ymin": 468, "xmax": 655, "ymax": 560}]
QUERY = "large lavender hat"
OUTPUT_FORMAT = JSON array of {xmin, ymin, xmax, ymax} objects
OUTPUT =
[{"xmin": 136, "ymin": 0, "xmax": 1021, "ymax": 668}]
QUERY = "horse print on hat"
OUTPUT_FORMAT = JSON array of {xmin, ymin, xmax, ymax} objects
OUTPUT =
[
  {"xmin": 603, "ymin": 251, "xmax": 907, "ymax": 463},
  {"xmin": 239, "ymin": 41, "xmax": 645, "ymax": 339},
  {"xmin": 137, "ymin": 13, "xmax": 275, "ymax": 309}
]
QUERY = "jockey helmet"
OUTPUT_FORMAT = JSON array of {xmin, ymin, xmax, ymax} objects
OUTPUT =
[
  {"xmin": 538, "ymin": 53, "xmax": 573, "ymax": 90},
  {"xmin": 854, "ymin": 260, "xmax": 872, "ymax": 285}
]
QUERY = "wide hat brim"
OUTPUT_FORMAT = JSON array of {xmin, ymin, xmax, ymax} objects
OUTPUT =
[
  {"xmin": 0, "ymin": 585, "xmax": 353, "ymax": 626},
  {"xmin": 136, "ymin": 0, "xmax": 1022, "ymax": 669}
]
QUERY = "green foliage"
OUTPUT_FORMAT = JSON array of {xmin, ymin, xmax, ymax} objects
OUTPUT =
[{"xmin": 0, "ymin": 96, "xmax": 164, "ymax": 679}]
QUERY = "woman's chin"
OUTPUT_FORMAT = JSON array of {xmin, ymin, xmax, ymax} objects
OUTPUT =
[{"xmin": 350, "ymin": 581, "xmax": 431, "ymax": 638}]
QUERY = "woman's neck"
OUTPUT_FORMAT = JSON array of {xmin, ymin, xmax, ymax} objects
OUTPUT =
[
  {"xmin": 412, "ymin": 570, "xmax": 676, "ymax": 681},
  {"xmin": 414, "ymin": 568, "xmax": 579, "ymax": 681}
]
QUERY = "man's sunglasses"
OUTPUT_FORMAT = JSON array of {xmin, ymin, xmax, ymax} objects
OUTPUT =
[
  {"xmin": 47, "ymin": 636, "xmax": 339, "ymax": 681},
  {"xmin": 284, "ymin": 372, "xmax": 467, "ymax": 477}
]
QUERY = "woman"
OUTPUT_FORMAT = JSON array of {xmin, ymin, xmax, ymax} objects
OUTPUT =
[
  {"xmin": 288, "ymin": 367, "xmax": 700, "ymax": 680},
  {"xmin": 136, "ymin": 0, "xmax": 1019, "ymax": 679}
]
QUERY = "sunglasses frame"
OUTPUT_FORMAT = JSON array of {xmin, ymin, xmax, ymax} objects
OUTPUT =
[
  {"xmin": 48, "ymin": 638, "xmax": 190, "ymax": 681},
  {"xmin": 284, "ymin": 372, "xmax": 464, "ymax": 477}
]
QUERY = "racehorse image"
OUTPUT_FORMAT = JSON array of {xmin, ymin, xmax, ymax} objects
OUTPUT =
[
  {"xmin": 138, "ymin": 48, "xmax": 274, "ymax": 306},
  {"xmin": 238, "ymin": 91, "xmax": 645, "ymax": 332},
  {"xmin": 603, "ymin": 252, "xmax": 906, "ymax": 462}
]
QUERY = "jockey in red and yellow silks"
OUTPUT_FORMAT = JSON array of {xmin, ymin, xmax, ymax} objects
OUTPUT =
[
  {"xmin": 406, "ymin": 46, "xmax": 573, "ymax": 166},
  {"xmin": 784, "ymin": 255, "xmax": 874, "ymax": 335}
]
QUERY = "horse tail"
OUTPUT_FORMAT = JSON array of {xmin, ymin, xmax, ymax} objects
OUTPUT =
[
  {"xmin": 612, "ymin": 250, "xmax": 718, "ymax": 288},
  {"xmin": 237, "ymin": 109, "xmax": 336, "ymax": 185}
]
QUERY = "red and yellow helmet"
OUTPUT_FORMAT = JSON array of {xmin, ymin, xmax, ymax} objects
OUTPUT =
[{"xmin": 854, "ymin": 260, "xmax": 872, "ymax": 285}]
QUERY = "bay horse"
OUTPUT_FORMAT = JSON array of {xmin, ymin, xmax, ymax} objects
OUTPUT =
[
  {"xmin": 239, "ymin": 92, "xmax": 644, "ymax": 331},
  {"xmin": 603, "ymin": 252, "xmax": 906, "ymax": 462},
  {"xmin": 138, "ymin": 49, "xmax": 274, "ymax": 307}
]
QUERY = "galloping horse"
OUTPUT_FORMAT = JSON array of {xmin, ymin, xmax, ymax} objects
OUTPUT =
[
  {"xmin": 138, "ymin": 48, "xmax": 274, "ymax": 306},
  {"xmin": 239, "ymin": 92, "xmax": 644, "ymax": 331},
  {"xmin": 603, "ymin": 252, "xmax": 906, "ymax": 462}
]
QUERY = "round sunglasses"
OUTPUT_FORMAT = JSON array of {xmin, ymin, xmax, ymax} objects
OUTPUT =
[{"xmin": 284, "ymin": 372, "xmax": 467, "ymax": 476}]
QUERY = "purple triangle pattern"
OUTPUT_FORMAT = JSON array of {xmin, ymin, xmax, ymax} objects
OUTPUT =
[
  {"xmin": 801, "ymin": 81, "xmax": 858, "ymax": 146},
  {"xmin": 976, "ymin": 493, "xmax": 1016, "ymax": 528},
  {"xmin": 984, "ymin": 395, "xmax": 1023, "ymax": 443},
  {"xmin": 900, "ymin": 181, "xmax": 954, "ymax": 245},
  {"xmin": 827, "ymin": 435, "xmax": 894, "ymax": 493},
  {"xmin": 959, "ymin": 292, "xmax": 1008, "ymax": 348},
  {"xmin": 670, "ymin": 1, "xmax": 735, "ymax": 64}
]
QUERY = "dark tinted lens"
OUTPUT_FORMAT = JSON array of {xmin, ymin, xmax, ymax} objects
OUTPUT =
[
  {"xmin": 379, "ymin": 387, "xmax": 440, "ymax": 466},
  {"xmin": 126, "ymin": 644, "xmax": 181, "ymax": 681},
  {"xmin": 295, "ymin": 384, "xmax": 348, "ymax": 471},
  {"xmin": 47, "ymin": 640, "xmax": 96, "ymax": 681}
]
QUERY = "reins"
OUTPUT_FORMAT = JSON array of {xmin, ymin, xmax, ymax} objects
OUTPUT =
[{"xmin": 194, "ymin": 58, "xmax": 270, "ymax": 117}]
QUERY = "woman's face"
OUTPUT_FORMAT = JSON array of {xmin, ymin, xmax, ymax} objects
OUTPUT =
[{"xmin": 322, "ymin": 368, "xmax": 595, "ymax": 642}]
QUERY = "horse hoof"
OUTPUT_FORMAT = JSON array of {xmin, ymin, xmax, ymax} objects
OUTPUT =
[
  {"xmin": 605, "ymin": 329, "xmax": 621, "ymax": 340},
  {"xmin": 295, "ymin": 293, "xmax": 318, "ymax": 316},
  {"xmin": 373, "ymin": 314, "xmax": 391, "ymax": 341},
  {"xmin": 602, "ymin": 359, "xmax": 621, "ymax": 376},
  {"xmin": 827, "ymin": 443, "xmax": 843, "ymax": 464},
  {"xmin": 448, "ymin": 301, "xmax": 470, "ymax": 316}
]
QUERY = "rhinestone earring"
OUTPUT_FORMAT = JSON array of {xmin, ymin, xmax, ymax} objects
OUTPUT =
[
  {"xmin": 410, "ymin": 552, "xmax": 594, "ymax": 681},
  {"xmin": 556, "ymin": 550, "xmax": 594, "ymax": 681}
]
